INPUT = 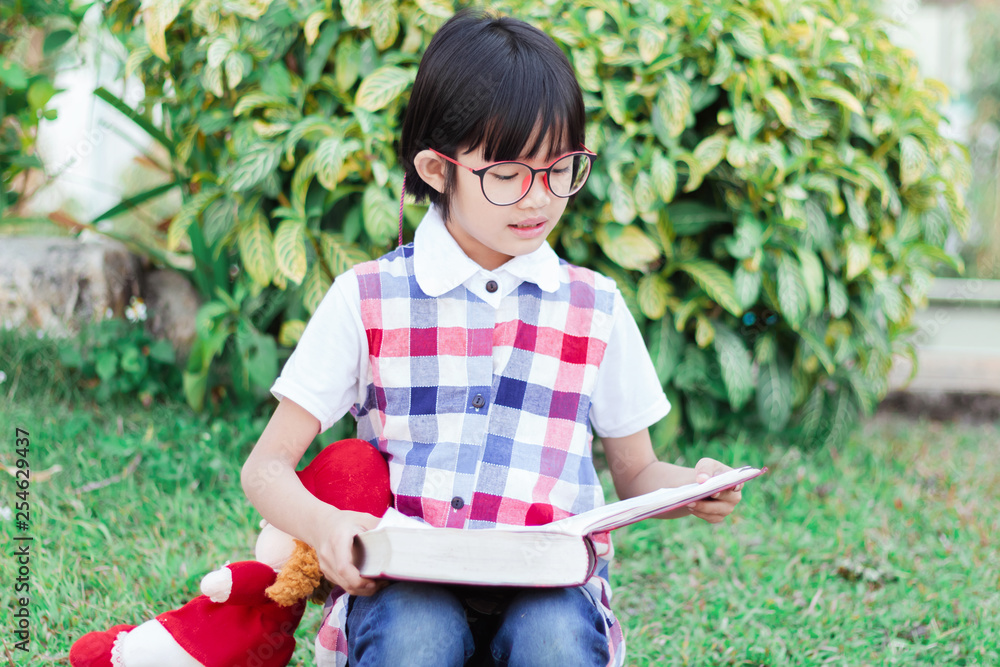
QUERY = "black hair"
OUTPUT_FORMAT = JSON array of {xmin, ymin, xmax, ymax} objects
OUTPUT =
[{"xmin": 400, "ymin": 9, "xmax": 586, "ymax": 222}]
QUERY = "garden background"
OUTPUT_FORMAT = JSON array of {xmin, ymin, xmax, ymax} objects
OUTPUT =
[{"xmin": 2, "ymin": 0, "xmax": 999, "ymax": 664}]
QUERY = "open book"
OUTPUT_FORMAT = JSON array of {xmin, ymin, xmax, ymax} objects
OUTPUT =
[{"xmin": 355, "ymin": 465, "xmax": 766, "ymax": 587}]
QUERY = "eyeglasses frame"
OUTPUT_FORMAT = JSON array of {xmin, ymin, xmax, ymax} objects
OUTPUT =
[{"xmin": 427, "ymin": 145, "xmax": 597, "ymax": 206}]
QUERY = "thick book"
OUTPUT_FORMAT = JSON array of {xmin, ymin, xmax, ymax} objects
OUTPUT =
[{"xmin": 355, "ymin": 465, "xmax": 766, "ymax": 587}]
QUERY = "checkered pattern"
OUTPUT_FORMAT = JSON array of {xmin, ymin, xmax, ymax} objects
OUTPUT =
[{"xmin": 315, "ymin": 243, "xmax": 627, "ymax": 667}]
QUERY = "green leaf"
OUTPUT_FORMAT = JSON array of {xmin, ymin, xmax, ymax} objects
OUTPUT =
[
  {"xmin": 273, "ymin": 219, "xmax": 308, "ymax": 284},
  {"xmin": 777, "ymin": 253, "xmax": 808, "ymax": 330},
  {"xmin": 811, "ymin": 80, "xmax": 864, "ymax": 115},
  {"xmin": 724, "ymin": 214, "xmax": 763, "ymax": 258},
  {"xmin": 756, "ymin": 353, "xmax": 793, "ymax": 432},
  {"xmin": 823, "ymin": 389, "xmax": 857, "ymax": 448},
  {"xmin": 0, "ymin": 57, "xmax": 29, "ymax": 90},
  {"xmin": 655, "ymin": 72, "xmax": 691, "ymax": 139},
  {"xmin": 416, "ymin": 0, "xmax": 454, "ymax": 18},
  {"xmin": 602, "ymin": 79, "xmax": 628, "ymax": 126},
  {"xmin": 692, "ymin": 133, "xmax": 728, "ymax": 174},
  {"xmin": 316, "ymin": 137, "xmax": 348, "ymax": 190},
  {"xmin": 844, "ymin": 186, "xmax": 869, "ymax": 232},
  {"xmin": 342, "ymin": 0, "xmax": 367, "ymax": 27},
  {"xmin": 169, "ymin": 189, "xmax": 223, "ymax": 251},
  {"xmin": 646, "ymin": 314, "xmax": 682, "ymax": 386},
  {"xmin": 92, "ymin": 182, "xmax": 179, "ymax": 224},
  {"xmin": 668, "ymin": 202, "xmax": 730, "ymax": 237},
  {"xmin": 27, "ymin": 79, "xmax": 58, "ymax": 111},
  {"xmin": 43, "ymin": 29, "xmax": 74, "ymax": 54},
  {"xmin": 845, "ymin": 240, "xmax": 871, "ymax": 281},
  {"xmin": 714, "ymin": 324, "xmax": 754, "ymax": 410},
  {"xmin": 335, "ymin": 38, "xmax": 361, "ymax": 92},
  {"xmin": 634, "ymin": 173, "xmax": 657, "ymax": 220},
  {"xmin": 799, "ymin": 328, "xmax": 836, "ymax": 375},
  {"xmin": 363, "ymin": 182, "xmax": 398, "ymax": 244},
  {"xmin": 95, "ymin": 351, "xmax": 119, "ymax": 381},
  {"xmin": 371, "ymin": 1, "xmax": 400, "ymax": 50},
  {"xmin": 238, "ymin": 211, "xmax": 276, "ymax": 287},
  {"xmin": 233, "ymin": 92, "xmax": 290, "ymax": 118},
  {"xmin": 637, "ymin": 274, "xmax": 670, "ymax": 320},
  {"xmin": 732, "ymin": 24, "xmax": 766, "ymax": 58},
  {"xmin": 672, "ymin": 259, "xmax": 743, "ymax": 316},
  {"xmin": 638, "ymin": 25, "xmax": 665, "ymax": 65},
  {"xmin": 279, "ymin": 319, "xmax": 307, "ymax": 347},
  {"xmin": 355, "ymin": 65, "xmax": 415, "ymax": 112},
  {"xmin": 572, "ymin": 48, "xmax": 601, "ymax": 93},
  {"xmin": 149, "ymin": 339, "xmax": 176, "ymax": 364},
  {"xmin": 726, "ymin": 138, "xmax": 754, "ymax": 168},
  {"xmin": 608, "ymin": 182, "xmax": 637, "ymax": 224},
  {"xmin": 827, "ymin": 276, "xmax": 849, "ymax": 319},
  {"xmin": 796, "ymin": 248, "xmax": 826, "ymax": 316},
  {"xmin": 321, "ymin": 233, "xmax": 370, "ymax": 276},
  {"xmin": 202, "ymin": 196, "xmax": 237, "ymax": 247},
  {"xmin": 875, "ymin": 279, "xmax": 906, "ymax": 323},
  {"xmin": 596, "ymin": 224, "xmax": 661, "ymax": 271},
  {"xmin": 684, "ymin": 394, "xmax": 717, "ymax": 434},
  {"xmin": 651, "ymin": 151, "xmax": 677, "ymax": 203},
  {"xmin": 734, "ymin": 266, "xmax": 761, "ymax": 310},
  {"xmin": 764, "ymin": 88, "xmax": 794, "ymax": 126},
  {"xmin": 95, "ymin": 87, "xmax": 175, "ymax": 154},
  {"xmin": 695, "ymin": 315, "xmax": 715, "ymax": 348},
  {"xmin": 899, "ymin": 135, "xmax": 929, "ymax": 187},
  {"xmin": 230, "ymin": 144, "xmax": 280, "ymax": 192},
  {"xmin": 302, "ymin": 263, "xmax": 331, "ymax": 315}
]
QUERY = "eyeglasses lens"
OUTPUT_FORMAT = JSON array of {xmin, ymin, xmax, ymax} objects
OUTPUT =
[{"xmin": 482, "ymin": 154, "xmax": 592, "ymax": 205}]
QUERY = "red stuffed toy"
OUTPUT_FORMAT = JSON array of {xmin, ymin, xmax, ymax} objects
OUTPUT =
[{"xmin": 70, "ymin": 439, "xmax": 392, "ymax": 667}]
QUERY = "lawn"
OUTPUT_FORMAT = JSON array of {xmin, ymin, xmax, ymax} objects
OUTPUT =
[{"xmin": 1, "ymin": 334, "xmax": 998, "ymax": 665}]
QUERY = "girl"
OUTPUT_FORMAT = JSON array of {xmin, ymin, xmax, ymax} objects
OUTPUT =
[{"xmin": 242, "ymin": 10, "xmax": 743, "ymax": 667}]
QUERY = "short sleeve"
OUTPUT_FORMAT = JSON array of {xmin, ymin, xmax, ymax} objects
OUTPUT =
[
  {"xmin": 270, "ymin": 271, "xmax": 368, "ymax": 432},
  {"xmin": 589, "ymin": 290, "xmax": 671, "ymax": 438}
]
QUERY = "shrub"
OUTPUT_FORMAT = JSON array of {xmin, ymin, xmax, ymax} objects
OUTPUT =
[
  {"xmin": 1, "ymin": 0, "xmax": 87, "ymax": 219},
  {"xmin": 100, "ymin": 0, "xmax": 969, "ymax": 446}
]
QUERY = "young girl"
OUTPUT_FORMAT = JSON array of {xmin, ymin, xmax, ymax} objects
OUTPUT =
[{"xmin": 242, "ymin": 10, "xmax": 743, "ymax": 667}]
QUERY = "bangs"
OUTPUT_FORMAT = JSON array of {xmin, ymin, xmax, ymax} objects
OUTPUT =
[{"xmin": 462, "ymin": 49, "xmax": 583, "ymax": 162}]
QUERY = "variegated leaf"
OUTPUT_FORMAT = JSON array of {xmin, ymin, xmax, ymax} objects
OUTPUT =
[{"xmin": 273, "ymin": 218, "xmax": 308, "ymax": 284}]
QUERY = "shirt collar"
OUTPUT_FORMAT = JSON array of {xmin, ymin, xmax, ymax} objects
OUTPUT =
[{"xmin": 413, "ymin": 205, "xmax": 562, "ymax": 297}]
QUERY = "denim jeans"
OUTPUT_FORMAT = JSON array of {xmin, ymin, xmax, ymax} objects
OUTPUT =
[{"xmin": 346, "ymin": 582, "xmax": 610, "ymax": 667}]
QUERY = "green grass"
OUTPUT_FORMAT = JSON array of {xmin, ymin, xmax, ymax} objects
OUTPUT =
[
  {"xmin": 2, "ymin": 331, "xmax": 998, "ymax": 665},
  {"xmin": 610, "ymin": 418, "xmax": 1000, "ymax": 666}
]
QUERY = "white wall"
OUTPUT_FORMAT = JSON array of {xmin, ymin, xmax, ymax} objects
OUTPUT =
[{"xmin": 28, "ymin": 8, "xmax": 151, "ymax": 223}]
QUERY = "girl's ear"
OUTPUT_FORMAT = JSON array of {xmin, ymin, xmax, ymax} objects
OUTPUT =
[{"xmin": 413, "ymin": 149, "xmax": 448, "ymax": 194}]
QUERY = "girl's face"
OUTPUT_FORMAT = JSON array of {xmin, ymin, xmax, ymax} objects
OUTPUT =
[{"xmin": 434, "ymin": 133, "xmax": 572, "ymax": 271}]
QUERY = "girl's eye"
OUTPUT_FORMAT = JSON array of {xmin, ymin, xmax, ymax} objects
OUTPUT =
[
  {"xmin": 489, "ymin": 171, "xmax": 519, "ymax": 181},
  {"xmin": 551, "ymin": 168, "xmax": 569, "ymax": 175}
]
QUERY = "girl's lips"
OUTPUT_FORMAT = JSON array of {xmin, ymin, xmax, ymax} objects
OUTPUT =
[{"xmin": 508, "ymin": 217, "xmax": 549, "ymax": 239}]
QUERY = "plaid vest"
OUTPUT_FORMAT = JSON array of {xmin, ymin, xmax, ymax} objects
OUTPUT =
[
  {"xmin": 353, "ymin": 243, "xmax": 617, "ymax": 528},
  {"xmin": 317, "ymin": 243, "xmax": 628, "ymax": 667}
]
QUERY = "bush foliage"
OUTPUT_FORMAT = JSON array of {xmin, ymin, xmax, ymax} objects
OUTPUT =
[
  {"xmin": 100, "ymin": 0, "xmax": 970, "ymax": 446},
  {"xmin": 1, "ymin": 0, "xmax": 87, "ymax": 217}
]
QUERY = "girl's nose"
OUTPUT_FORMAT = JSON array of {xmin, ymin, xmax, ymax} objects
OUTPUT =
[{"xmin": 519, "ymin": 171, "xmax": 552, "ymax": 208}]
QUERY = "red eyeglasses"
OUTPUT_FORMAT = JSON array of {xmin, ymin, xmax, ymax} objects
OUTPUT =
[{"xmin": 429, "ymin": 146, "xmax": 597, "ymax": 206}]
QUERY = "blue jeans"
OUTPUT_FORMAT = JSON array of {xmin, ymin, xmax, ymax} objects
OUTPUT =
[{"xmin": 346, "ymin": 582, "xmax": 609, "ymax": 667}]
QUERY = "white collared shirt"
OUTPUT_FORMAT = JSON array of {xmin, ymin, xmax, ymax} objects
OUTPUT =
[{"xmin": 272, "ymin": 206, "xmax": 669, "ymax": 436}]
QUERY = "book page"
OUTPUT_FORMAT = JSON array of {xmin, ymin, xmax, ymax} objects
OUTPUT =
[{"xmin": 546, "ymin": 466, "xmax": 766, "ymax": 535}]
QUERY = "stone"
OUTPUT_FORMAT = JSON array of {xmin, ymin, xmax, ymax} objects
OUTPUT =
[
  {"xmin": 142, "ymin": 268, "xmax": 201, "ymax": 361},
  {"xmin": 0, "ymin": 236, "xmax": 141, "ymax": 335}
]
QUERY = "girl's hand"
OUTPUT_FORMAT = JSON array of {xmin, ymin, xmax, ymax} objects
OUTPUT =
[
  {"xmin": 686, "ymin": 458, "xmax": 743, "ymax": 524},
  {"xmin": 311, "ymin": 506, "xmax": 387, "ymax": 596}
]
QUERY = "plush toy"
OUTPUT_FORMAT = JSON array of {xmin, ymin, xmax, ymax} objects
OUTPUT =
[{"xmin": 69, "ymin": 439, "xmax": 392, "ymax": 667}]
